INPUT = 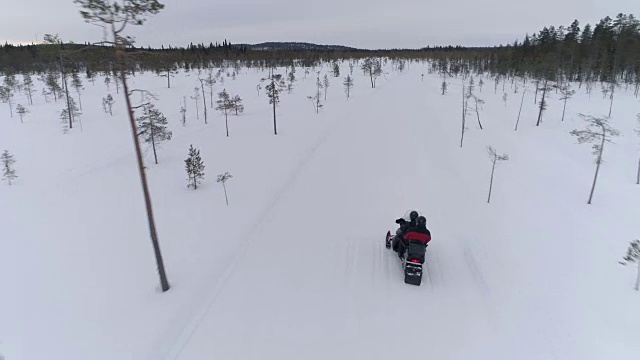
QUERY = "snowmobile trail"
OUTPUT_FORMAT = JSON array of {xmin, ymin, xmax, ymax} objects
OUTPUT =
[{"xmin": 167, "ymin": 72, "xmax": 523, "ymax": 360}]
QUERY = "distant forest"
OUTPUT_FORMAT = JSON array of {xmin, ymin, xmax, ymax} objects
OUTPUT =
[{"xmin": 1, "ymin": 14, "xmax": 638, "ymax": 86}]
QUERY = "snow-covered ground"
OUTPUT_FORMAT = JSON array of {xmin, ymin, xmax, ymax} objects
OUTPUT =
[{"xmin": 1, "ymin": 61, "xmax": 639, "ymax": 360}]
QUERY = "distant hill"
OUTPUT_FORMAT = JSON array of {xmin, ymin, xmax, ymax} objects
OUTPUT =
[{"xmin": 242, "ymin": 42, "xmax": 360, "ymax": 51}]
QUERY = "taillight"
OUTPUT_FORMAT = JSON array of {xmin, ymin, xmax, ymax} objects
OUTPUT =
[{"xmin": 410, "ymin": 259, "xmax": 421, "ymax": 263}]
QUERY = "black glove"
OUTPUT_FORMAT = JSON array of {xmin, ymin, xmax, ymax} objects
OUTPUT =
[{"xmin": 395, "ymin": 218, "xmax": 405, "ymax": 224}]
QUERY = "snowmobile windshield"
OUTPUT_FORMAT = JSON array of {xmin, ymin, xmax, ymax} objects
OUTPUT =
[{"xmin": 401, "ymin": 210, "xmax": 423, "ymax": 222}]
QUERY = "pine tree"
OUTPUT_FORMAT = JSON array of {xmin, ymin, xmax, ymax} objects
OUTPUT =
[
  {"xmin": 536, "ymin": 80, "xmax": 552, "ymax": 126},
  {"xmin": 441, "ymin": 80, "xmax": 447, "ymax": 95},
  {"xmin": 502, "ymin": 92, "xmax": 508, "ymax": 107},
  {"xmin": 231, "ymin": 95, "xmax": 244, "ymax": 115},
  {"xmin": 332, "ymin": 62, "xmax": 340, "ymax": 77},
  {"xmin": 323, "ymin": 74, "xmax": 330, "ymax": 100},
  {"xmin": 216, "ymin": 172, "xmax": 233, "ymax": 205},
  {"xmin": 0, "ymin": 86, "xmax": 14, "ymax": 117},
  {"xmin": 620, "ymin": 240, "xmax": 640, "ymax": 291},
  {"xmin": 71, "ymin": 70, "xmax": 84, "ymax": 110},
  {"xmin": 190, "ymin": 87, "xmax": 200, "ymax": 120},
  {"xmin": 215, "ymin": 89, "xmax": 234, "ymax": 137},
  {"xmin": 1, "ymin": 150, "xmax": 17, "ymax": 185},
  {"xmin": 343, "ymin": 75, "xmax": 354, "ymax": 99},
  {"xmin": 197, "ymin": 76, "xmax": 208, "ymax": 124},
  {"xmin": 137, "ymin": 103, "xmax": 172, "ymax": 165},
  {"xmin": 361, "ymin": 58, "xmax": 382, "ymax": 88},
  {"xmin": 185, "ymin": 144, "xmax": 205, "ymax": 189},
  {"xmin": 558, "ymin": 84, "xmax": 576, "ymax": 121},
  {"xmin": 59, "ymin": 97, "xmax": 81, "ymax": 132},
  {"xmin": 263, "ymin": 74, "xmax": 286, "ymax": 135},
  {"xmin": 102, "ymin": 94, "xmax": 115, "ymax": 115},
  {"xmin": 16, "ymin": 104, "xmax": 28, "ymax": 123},
  {"xmin": 486, "ymin": 146, "xmax": 509, "ymax": 203},
  {"xmin": 471, "ymin": 95, "xmax": 484, "ymax": 129},
  {"xmin": 570, "ymin": 114, "xmax": 620, "ymax": 204},
  {"xmin": 75, "ymin": 0, "xmax": 170, "ymax": 292},
  {"xmin": 307, "ymin": 75, "xmax": 324, "ymax": 114},
  {"xmin": 22, "ymin": 73, "xmax": 34, "ymax": 105},
  {"xmin": 204, "ymin": 71, "xmax": 216, "ymax": 107},
  {"xmin": 180, "ymin": 97, "xmax": 187, "ymax": 126},
  {"xmin": 478, "ymin": 78, "xmax": 484, "ymax": 92}
]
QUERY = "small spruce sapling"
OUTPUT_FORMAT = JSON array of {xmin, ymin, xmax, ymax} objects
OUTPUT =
[
  {"xmin": 216, "ymin": 172, "xmax": 233, "ymax": 206},
  {"xmin": 16, "ymin": 104, "xmax": 28, "ymax": 123},
  {"xmin": 1, "ymin": 150, "xmax": 17, "ymax": 185},
  {"xmin": 231, "ymin": 95, "xmax": 244, "ymax": 115},
  {"xmin": 185, "ymin": 144, "xmax": 205, "ymax": 189},
  {"xmin": 180, "ymin": 97, "xmax": 187, "ymax": 126},
  {"xmin": 323, "ymin": 74, "xmax": 330, "ymax": 100},
  {"xmin": 343, "ymin": 75, "xmax": 354, "ymax": 99},
  {"xmin": 102, "ymin": 94, "xmax": 115, "ymax": 115},
  {"xmin": 0, "ymin": 86, "xmax": 14, "ymax": 117},
  {"xmin": 619, "ymin": 240, "xmax": 640, "ymax": 291},
  {"xmin": 502, "ymin": 92, "xmax": 508, "ymax": 107}
]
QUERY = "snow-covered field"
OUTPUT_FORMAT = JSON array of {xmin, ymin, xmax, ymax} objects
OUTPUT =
[{"xmin": 1, "ymin": 61, "xmax": 639, "ymax": 360}]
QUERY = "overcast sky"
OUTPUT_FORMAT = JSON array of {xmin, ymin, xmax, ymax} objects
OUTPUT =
[{"xmin": 1, "ymin": 0, "xmax": 637, "ymax": 49}]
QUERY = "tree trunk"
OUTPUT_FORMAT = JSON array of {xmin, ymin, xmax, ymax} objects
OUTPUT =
[
  {"xmin": 200, "ymin": 81, "xmax": 207, "ymax": 124},
  {"xmin": 460, "ymin": 85, "xmax": 466, "ymax": 148},
  {"xmin": 488, "ymin": 157, "xmax": 496, "ymax": 203},
  {"xmin": 561, "ymin": 98, "xmax": 567, "ymax": 121},
  {"xmin": 635, "ymin": 261, "xmax": 640, "ymax": 291},
  {"xmin": 536, "ymin": 81, "xmax": 547, "ymax": 127},
  {"xmin": 475, "ymin": 102, "xmax": 483, "ymax": 130},
  {"xmin": 636, "ymin": 154, "xmax": 639, "ymax": 185},
  {"xmin": 151, "ymin": 124, "xmax": 158, "ymax": 165},
  {"xmin": 119, "ymin": 50, "xmax": 170, "ymax": 292},
  {"xmin": 272, "ymin": 97, "xmax": 277, "ymax": 135},
  {"xmin": 193, "ymin": 175, "xmax": 197, "ymax": 190},
  {"xmin": 77, "ymin": 90, "xmax": 83, "ymax": 110},
  {"xmin": 61, "ymin": 63, "xmax": 73, "ymax": 129},
  {"xmin": 19, "ymin": 113, "xmax": 23, "ymax": 123},
  {"xmin": 166, "ymin": 69, "xmax": 170, "ymax": 88},
  {"xmin": 223, "ymin": 183, "xmax": 229, "ymax": 205},
  {"xmin": 608, "ymin": 84, "xmax": 614, "ymax": 117},
  {"xmin": 588, "ymin": 129, "xmax": 606, "ymax": 205},
  {"xmin": 515, "ymin": 90, "xmax": 526, "ymax": 131},
  {"xmin": 225, "ymin": 112, "xmax": 229, "ymax": 137}
]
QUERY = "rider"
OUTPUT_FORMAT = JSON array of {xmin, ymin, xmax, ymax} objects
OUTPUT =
[
  {"xmin": 396, "ymin": 216, "xmax": 431, "ymax": 258},
  {"xmin": 392, "ymin": 210, "xmax": 419, "ymax": 251}
]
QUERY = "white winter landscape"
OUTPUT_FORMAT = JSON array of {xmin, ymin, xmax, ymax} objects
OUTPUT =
[{"xmin": 1, "ymin": 58, "xmax": 640, "ymax": 360}]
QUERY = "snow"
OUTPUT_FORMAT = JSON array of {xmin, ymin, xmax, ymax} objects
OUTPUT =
[{"xmin": 1, "ymin": 61, "xmax": 639, "ymax": 360}]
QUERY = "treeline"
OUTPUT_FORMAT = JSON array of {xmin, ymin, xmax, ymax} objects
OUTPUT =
[{"xmin": 1, "ymin": 13, "xmax": 638, "ymax": 86}]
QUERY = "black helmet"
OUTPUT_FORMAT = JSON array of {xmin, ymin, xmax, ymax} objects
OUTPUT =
[
  {"xmin": 417, "ymin": 216, "xmax": 427, "ymax": 226},
  {"xmin": 409, "ymin": 211, "xmax": 419, "ymax": 221}
]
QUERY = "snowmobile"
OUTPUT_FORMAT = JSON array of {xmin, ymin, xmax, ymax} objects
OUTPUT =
[{"xmin": 385, "ymin": 215, "xmax": 428, "ymax": 286}]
